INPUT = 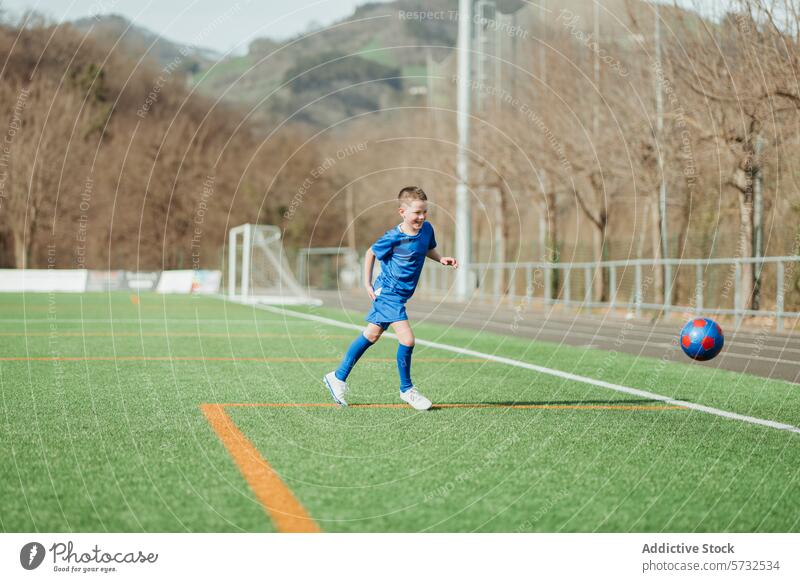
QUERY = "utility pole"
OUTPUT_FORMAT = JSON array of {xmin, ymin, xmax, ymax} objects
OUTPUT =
[
  {"xmin": 753, "ymin": 134, "xmax": 764, "ymax": 309},
  {"xmin": 592, "ymin": 2, "xmax": 603, "ymax": 302},
  {"xmin": 494, "ymin": 5, "xmax": 502, "ymax": 104},
  {"xmin": 493, "ymin": 187, "xmax": 505, "ymax": 298},
  {"xmin": 593, "ymin": 2, "xmax": 600, "ymax": 140},
  {"xmin": 474, "ymin": 1, "xmax": 486, "ymax": 111},
  {"xmin": 655, "ymin": 3, "xmax": 670, "ymax": 308},
  {"xmin": 511, "ymin": 9, "xmax": 518, "ymax": 93},
  {"xmin": 539, "ymin": 0, "xmax": 549, "ymax": 263},
  {"xmin": 455, "ymin": 0, "xmax": 472, "ymax": 299},
  {"xmin": 753, "ymin": 135, "xmax": 764, "ymax": 261}
]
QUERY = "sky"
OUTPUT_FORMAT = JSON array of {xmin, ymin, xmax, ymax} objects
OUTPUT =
[
  {"xmin": 0, "ymin": 0, "xmax": 730, "ymax": 58},
  {"xmin": 0, "ymin": 0, "xmax": 390, "ymax": 56}
]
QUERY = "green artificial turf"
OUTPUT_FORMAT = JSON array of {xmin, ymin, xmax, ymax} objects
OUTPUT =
[{"xmin": 0, "ymin": 292, "xmax": 798, "ymax": 532}]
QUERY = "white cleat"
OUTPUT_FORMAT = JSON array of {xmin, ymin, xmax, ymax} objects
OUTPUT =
[
  {"xmin": 400, "ymin": 387, "xmax": 432, "ymax": 411},
  {"xmin": 323, "ymin": 372, "xmax": 348, "ymax": 407}
]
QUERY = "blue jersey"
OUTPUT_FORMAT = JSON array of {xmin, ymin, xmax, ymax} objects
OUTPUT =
[{"xmin": 371, "ymin": 221, "xmax": 437, "ymax": 300}]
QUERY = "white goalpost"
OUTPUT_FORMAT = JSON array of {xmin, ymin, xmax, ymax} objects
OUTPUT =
[{"xmin": 227, "ymin": 224, "xmax": 320, "ymax": 305}]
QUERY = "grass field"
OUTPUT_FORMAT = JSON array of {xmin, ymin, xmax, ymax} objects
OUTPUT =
[{"xmin": 1, "ymin": 292, "xmax": 798, "ymax": 533}]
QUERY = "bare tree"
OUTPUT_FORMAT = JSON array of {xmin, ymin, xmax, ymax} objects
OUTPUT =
[{"xmin": 666, "ymin": 1, "xmax": 800, "ymax": 310}]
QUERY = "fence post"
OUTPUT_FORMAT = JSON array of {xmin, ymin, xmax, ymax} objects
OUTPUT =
[
  {"xmin": 544, "ymin": 266, "xmax": 552, "ymax": 305},
  {"xmin": 525, "ymin": 266, "xmax": 533, "ymax": 299},
  {"xmin": 635, "ymin": 262, "xmax": 642, "ymax": 318},
  {"xmin": 584, "ymin": 266, "xmax": 592, "ymax": 305},
  {"xmin": 564, "ymin": 268, "xmax": 571, "ymax": 306},
  {"xmin": 609, "ymin": 265, "xmax": 616, "ymax": 309},
  {"xmin": 695, "ymin": 263, "xmax": 703, "ymax": 314},
  {"xmin": 734, "ymin": 261, "xmax": 742, "ymax": 326},
  {"xmin": 508, "ymin": 268, "xmax": 517, "ymax": 303},
  {"xmin": 777, "ymin": 261, "xmax": 785, "ymax": 332},
  {"xmin": 663, "ymin": 262, "xmax": 672, "ymax": 316}
]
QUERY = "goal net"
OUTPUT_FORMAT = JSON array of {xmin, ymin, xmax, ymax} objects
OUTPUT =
[
  {"xmin": 296, "ymin": 247, "xmax": 360, "ymax": 291},
  {"xmin": 227, "ymin": 224, "xmax": 320, "ymax": 305}
]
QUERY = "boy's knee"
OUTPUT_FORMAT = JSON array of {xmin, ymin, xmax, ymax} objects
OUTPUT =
[
  {"xmin": 399, "ymin": 336, "xmax": 415, "ymax": 348},
  {"xmin": 363, "ymin": 329, "xmax": 382, "ymax": 343}
]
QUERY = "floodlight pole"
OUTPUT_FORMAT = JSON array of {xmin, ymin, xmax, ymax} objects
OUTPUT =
[
  {"xmin": 655, "ymin": 4, "xmax": 670, "ymax": 306},
  {"xmin": 592, "ymin": 2, "xmax": 599, "ymax": 140},
  {"xmin": 455, "ymin": 0, "xmax": 472, "ymax": 300}
]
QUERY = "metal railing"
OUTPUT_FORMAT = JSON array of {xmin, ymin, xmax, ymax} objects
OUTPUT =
[{"xmin": 418, "ymin": 256, "xmax": 800, "ymax": 330}]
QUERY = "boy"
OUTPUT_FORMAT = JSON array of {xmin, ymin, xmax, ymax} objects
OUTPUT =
[{"xmin": 323, "ymin": 186, "xmax": 458, "ymax": 410}]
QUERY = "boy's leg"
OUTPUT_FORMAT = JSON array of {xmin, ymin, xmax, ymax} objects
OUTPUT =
[
  {"xmin": 391, "ymin": 320, "xmax": 415, "ymax": 391},
  {"xmin": 324, "ymin": 324, "xmax": 385, "ymax": 407},
  {"xmin": 334, "ymin": 324, "xmax": 384, "ymax": 381},
  {"xmin": 391, "ymin": 320, "xmax": 431, "ymax": 410}
]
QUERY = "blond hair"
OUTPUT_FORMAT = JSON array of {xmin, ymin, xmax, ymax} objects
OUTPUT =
[{"xmin": 398, "ymin": 186, "xmax": 428, "ymax": 204}]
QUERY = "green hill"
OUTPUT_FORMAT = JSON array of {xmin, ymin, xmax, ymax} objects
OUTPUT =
[
  {"xmin": 192, "ymin": 0, "xmax": 461, "ymax": 126},
  {"xmin": 70, "ymin": 14, "xmax": 219, "ymax": 77}
]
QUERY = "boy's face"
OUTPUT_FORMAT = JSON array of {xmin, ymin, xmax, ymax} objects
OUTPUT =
[{"xmin": 398, "ymin": 200, "xmax": 428, "ymax": 232}]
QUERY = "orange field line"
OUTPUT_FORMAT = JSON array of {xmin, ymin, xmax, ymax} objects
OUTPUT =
[
  {"xmin": 201, "ymin": 403, "xmax": 320, "ymax": 533},
  {"xmin": 0, "ymin": 332, "xmax": 353, "ymax": 338},
  {"xmin": 0, "ymin": 356, "xmax": 487, "ymax": 363},
  {"xmin": 223, "ymin": 402, "xmax": 687, "ymax": 411},
  {"xmin": 201, "ymin": 399, "xmax": 685, "ymax": 532}
]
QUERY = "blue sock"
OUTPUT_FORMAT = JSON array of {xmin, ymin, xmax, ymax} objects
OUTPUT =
[
  {"xmin": 335, "ymin": 334, "xmax": 374, "ymax": 381},
  {"xmin": 397, "ymin": 344, "xmax": 414, "ymax": 392}
]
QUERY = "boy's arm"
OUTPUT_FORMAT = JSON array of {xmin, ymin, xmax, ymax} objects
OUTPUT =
[
  {"xmin": 364, "ymin": 248, "xmax": 377, "ymax": 300},
  {"xmin": 426, "ymin": 248, "xmax": 458, "ymax": 268}
]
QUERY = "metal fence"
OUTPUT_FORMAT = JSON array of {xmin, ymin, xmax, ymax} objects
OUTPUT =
[{"xmin": 418, "ymin": 256, "xmax": 800, "ymax": 330}]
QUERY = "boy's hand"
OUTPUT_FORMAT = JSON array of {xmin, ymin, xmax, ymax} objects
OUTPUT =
[
  {"xmin": 440, "ymin": 257, "xmax": 458, "ymax": 268},
  {"xmin": 365, "ymin": 285, "xmax": 377, "ymax": 301}
]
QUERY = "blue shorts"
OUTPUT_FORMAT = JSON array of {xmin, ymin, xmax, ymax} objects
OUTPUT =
[{"xmin": 365, "ymin": 289, "xmax": 408, "ymax": 330}]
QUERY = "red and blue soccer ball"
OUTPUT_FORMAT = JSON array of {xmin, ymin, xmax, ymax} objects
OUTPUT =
[{"xmin": 680, "ymin": 318, "xmax": 724, "ymax": 361}]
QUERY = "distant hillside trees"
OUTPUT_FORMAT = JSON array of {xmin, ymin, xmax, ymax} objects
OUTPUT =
[
  {"xmin": 0, "ymin": 17, "xmax": 327, "ymax": 270},
  {"xmin": 284, "ymin": 51, "xmax": 402, "ymax": 93}
]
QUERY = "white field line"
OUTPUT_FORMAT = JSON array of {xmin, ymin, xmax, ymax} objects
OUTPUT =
[
  {"xmin": 254, "ymin": 304, "xmax": 800, "ymax": 436},
  {"xmin": 0, "ymin": 318, "xmax": 317, "ymax": 324}
]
